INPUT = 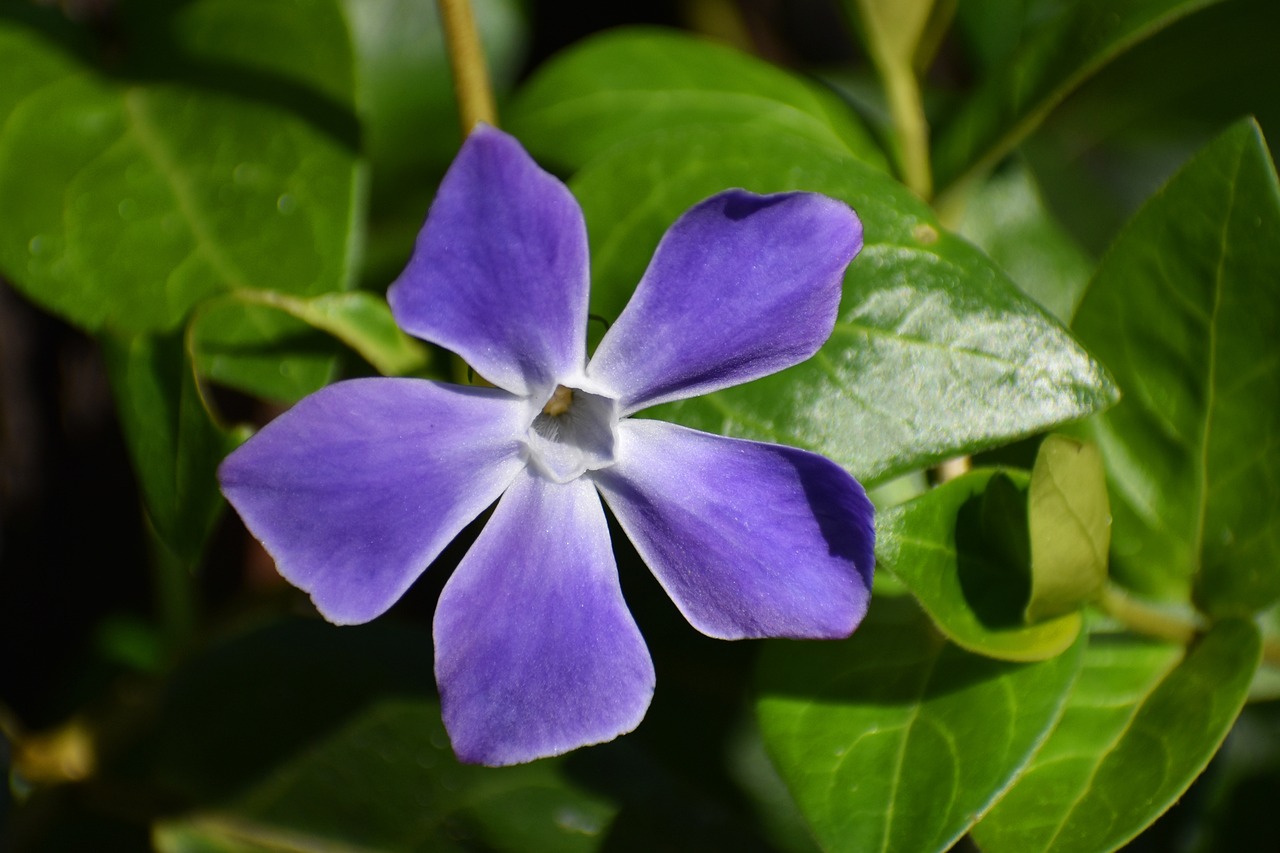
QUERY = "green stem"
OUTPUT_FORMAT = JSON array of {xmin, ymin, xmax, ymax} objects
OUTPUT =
[
  {"xmin": 882, "ymin": 59, "xmax": 932, "ymax": 200},
  {"xmin": 146, "ymin": 517, "xmax": 197, "ymax": 655},
  {"xmin": 1098, "ymin": 583, "xmax": 1280, "ymax": 666},
  {"xmin": 437, "ymin": 0, "xmax": 497, "ymax": 131}
]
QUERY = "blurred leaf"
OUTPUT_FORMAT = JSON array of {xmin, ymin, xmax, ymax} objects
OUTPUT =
[
  {"xmin": 101, "ymin": 331, "xmax": 245, "ymax": 566},
  {"xmin": 972, "ymin": 619, "xmax": 1261, "ymax": 852},
  {"xmin": 508, "ymin": 27, "xmax": 887, "ymax": 173},
  {"xmin": 879, "ymin": 469, "xmax": 1083, "ymax": 661},
  {"xmin": 756, "ymin": 594, "xmax": 1083, "ymax": 853},
  {"xmin": 1026, "ymin": 435, "xmax": 1109, "ymax": 621},
  {"xmin": 140, "ymin": 620, "xmax": 614, "ymax": 853},
  {"xmin": 0, "ymin": 4, "xmax": 361, "ymax": 334},
  {"xmin": 957, "ymin": 161, "xmax": 1094, "ymax": 322},
  {"xmin": 933, "ymin": 0, "xmax": 1224, "ymax": 194},
  {"xmin": 1072, "ymin": 119, "xmax": 1280, "ymax": 613},
  {"xmin": 571, "ymin": 128, "xmax": 1117, "ymax": 485}
]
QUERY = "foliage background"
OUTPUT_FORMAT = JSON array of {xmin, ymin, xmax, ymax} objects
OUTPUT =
[{"xmin": 1, "ymin": 0, "xmax": 1278, "ymax": 850}]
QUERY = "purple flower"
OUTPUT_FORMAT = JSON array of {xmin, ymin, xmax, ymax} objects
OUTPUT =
[{"xmin": 218, "ymin": 126, "xmax": 874, "ymax": 766}]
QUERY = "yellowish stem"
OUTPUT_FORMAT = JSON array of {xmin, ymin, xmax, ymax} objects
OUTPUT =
[
  {"xmin": 437, "ymin": 0, "xmax": 498, "ymax": 131},
  {"xmin": 882, "ymin": 60, "xmax": 932, "ymax": 200}
]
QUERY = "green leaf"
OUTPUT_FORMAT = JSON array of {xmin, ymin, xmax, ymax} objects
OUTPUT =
[
  {"xmin": 101, "ymin": 331, "xmax": 245, "ymax": 566},
  {"xmin": 507, "ymin": 27, "xmax": 887, "ymax": 173},
  {"xmin": 1026, "ymin": 435, "xmax": 1110, "ymax": 621},
  {"xmin": 141, "ymin": 621, "xmax": 615, "ymax": 853},
  {"xmin": 190, "ymin": 302, "xmax": 341, "ymax": 404},
  {"xmin": 571, "ymin": 128, "xmax": 1117, "ymax": 484},
  {"xmin": 956, "ymin": 161, "xmax": 1094, "ymax": 323},
  {"xmin": 933, "ymin": 0, "xmax": 1224, "ymax": 194},
  {"xmin": 972, "ymin": 619, "xmax": 1261, "ymax": 853},
  {"xmin": 192, "ymin": 290, "xmax": 433, "ymax": 402},
  {"xmin": 1071, "ymin": 119, "xmax": 1280, "ymax": 614},
  {"xmin": 756, "ymin": 594, "xmax": 1083, "ymax": 853},
  {"xmin": 879, "ymin": 469, "xmax": 1083, "ymax": 661},
  {"xmin": 0, "ymin": 7, "xmax": 361, "ymax": 334}
]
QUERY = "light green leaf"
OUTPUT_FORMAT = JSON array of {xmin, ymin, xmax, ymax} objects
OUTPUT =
[
  {"xmin": 956, "ymin": 161, "xmax": 1094, "ymax": 323},
  {"xmin": 1026, "ymin": 435, "xmax": 1110, "ymax": 621},
  {"xmin": 879, "ymin": 469, "xmax": 1083, "ymax": 661},
  {"xmin": 933, "ymin": 0, "xmax": 1224, "ymax": 194},
  {"xmin": 972, "ymin": 619, "xmax": 1261, "ymax": 853},
  {"xmin": 757, "ymin": 594, "xmax": 1083, "ymax": 853},
  {"xmin": 507, "ymin": 27, "xmax": 886, "ymax": 172},
  {"xmin": 1072, "ymin": 119, "xmax": 1280, "ymax": 614},
  {"xmin": 101, "ymin": 331, "xmax": 245, "ymax": 566},
  {"xmin": 572, "ymin": 128, "xmax": 1117, "ymax": 485},
  {"xmin": 0, "ymin": 8, "xmax": 361, "ymax": 334}
]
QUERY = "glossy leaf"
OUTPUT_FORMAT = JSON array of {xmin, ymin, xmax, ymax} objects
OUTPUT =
[
  {"xmin": 0, "ymin": 6, "xmax": 361, "ymax": 334},
  {"xmin": 972, "ymin": 619, "xmax": 1261, "ymax": 852},
  {"xmin": 756, "ymin": 594, "xmax": 1083, "ymax": 853},
  {"xmin": 101, "ymin": 332, "xmax": 245, "ymax": 566},
  {"xmin": 571, "ymin": 128, "xmax": 1117, "ymax": 485},
  {"xmin": 933, "ymin": 0, "xmax": 1224, "ymax": 193},
  {"xmin": 879, "ymin": 469, "xmax": 1083, "ymax": 661},
  {"xmin": 1026, "ymin": 435, "xmax": 1109, "ymax": 621},
  {"xmin": 507, "ymin": 27, "xmax": 887, "ymax": 172},
  {"xmin": 1072, "ymin": 119, "xmax": 1280, "ymax": 613}
]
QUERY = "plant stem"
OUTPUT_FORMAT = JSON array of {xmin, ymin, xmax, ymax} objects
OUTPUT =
[
  {"xmin": 437, "ymin": 0, "xmax": 497, "ymax": 131},
  {"xmin": 1099, "ymin": 583, "xmax": 1280, "ymax": 666},
  {"xmin": 882, "ymin": 61, "xmax": 933, "ymax": 200}
]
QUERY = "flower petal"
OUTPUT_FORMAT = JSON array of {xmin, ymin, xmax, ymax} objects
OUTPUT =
[
  {"xmin": 595, "ymin": 419, "xmax": 873, "ymax": 639},
  {"xmin": 435, "ymin": 471, "xmax": 654, "ymax": 766},
  {"xmin": 218, "ymin": 379, "xmax": 526, "ymax": 624},
  {"xmin": 388, "ymin": 125, "xmax": 590, "ymax": 397},
  {"xmin": 588, "ymin": 190, "xmax": 862, "ymax": 414}
]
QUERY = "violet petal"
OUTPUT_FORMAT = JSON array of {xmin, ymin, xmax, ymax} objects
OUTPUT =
[
  {"xmin": 388, "ymin": 125, "xmax": 590, "ymax": 397},
  {"xmin": 218, "ymin": 379, "xmax": 526, "ymax": 624},
  {"xmin": 595, "ymin": 419, "xmax": 874, "ymax": 639},
  {"xmin": 435, "ymin": 471, "xmax": 655, "ymax": 766},
  {"xmin": 588, "ymin": 190, "xmax": 862, "ymax": 414}
]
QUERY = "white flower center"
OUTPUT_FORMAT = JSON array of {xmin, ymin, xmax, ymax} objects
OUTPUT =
[{"xmin": 524, "ymin": 384, "xmax": 619, "ymax": 484}]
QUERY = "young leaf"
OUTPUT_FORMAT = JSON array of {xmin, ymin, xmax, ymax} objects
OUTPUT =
[
  {"xmin": 507, "ymin": 27, "xmax": 887, "ymax": 172},
  {"xmin": 101, "ymin": 331, "xmax": 244, "ymax": 566},
  {"xmin": 1072, "ymin": 119, "xmax": 1280, "ymax": 614},
  {"xmin": 572, "ymin": 128, "xmax": 1117, "ymax": 485},
  {"xmin": 756, "ymin": 595, "xmax": 1083, "ymax": 853},
  {"xmin": 933, "ymin": 0, "xmax": 1224, "ymax": 194},
  {"xmin": 0, "ymin": 7, "xmax": 361, "ymax": 335},
  {"xmin": 879, "ymin": 469, "xmax": 1082, "ymax": 661},
  {"xmin": 972, "ymin": 620, "xmax": 1261, "ymax": 853},
  {"xmin": 1026, "ymin": 435, "xmax": 1109, "ymax": 621}
]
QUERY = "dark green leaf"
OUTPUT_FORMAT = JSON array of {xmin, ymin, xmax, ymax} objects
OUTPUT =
[
  {"xmin": 507, "ymin": 27, "xmax": 886, "ymax": 173},
  {"xmin": 571, "ymin": 128, "xmax": 1117, "ymax": 484},
  {"xmin": 972, "ymin": 619, "xmax": 1261, "ymax": 853},
  {"xmin": 879, "ymin": 469, "xmax": 1083, "ymax": 661},
  {"xmin": 756, "ymin": 594, "xmax": 1083, "ymax": 853},
  {"xmin": 0, "ymin": 7, "xmax": 361, "ymax": 334},
  {"xmin": 101, "ymin": 331, "xmax": 244, "ymax": 566},
  {"xmin": 933, "ymin": 0, "xmax": 1224, "ymax": 193},
  {"xmin": 1026, "ymin": 435, "xmax": 1109, "ymax": 621},
  {"xmin": 142, "ymin": 621, "xmax": 615, "ymax": 853},
  {"xmin": 1071, "ymin": 119, "xmax": 1280, "ymax": 614}
]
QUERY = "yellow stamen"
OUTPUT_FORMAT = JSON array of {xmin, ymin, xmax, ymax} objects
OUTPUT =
[{"xmin": 542, "ymin": 385, "xmax": 574, "ymax": 417}]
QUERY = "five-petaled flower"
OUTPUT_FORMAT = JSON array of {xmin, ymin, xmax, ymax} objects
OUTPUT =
[{"xmin": 218, "ymin": 126, "xmax": 875, "ymax": 766}]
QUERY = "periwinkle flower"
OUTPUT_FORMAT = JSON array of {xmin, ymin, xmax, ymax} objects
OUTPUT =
[{"xmin": 219, "ymin": 126, "xmax": 874, "ymax": 766}]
